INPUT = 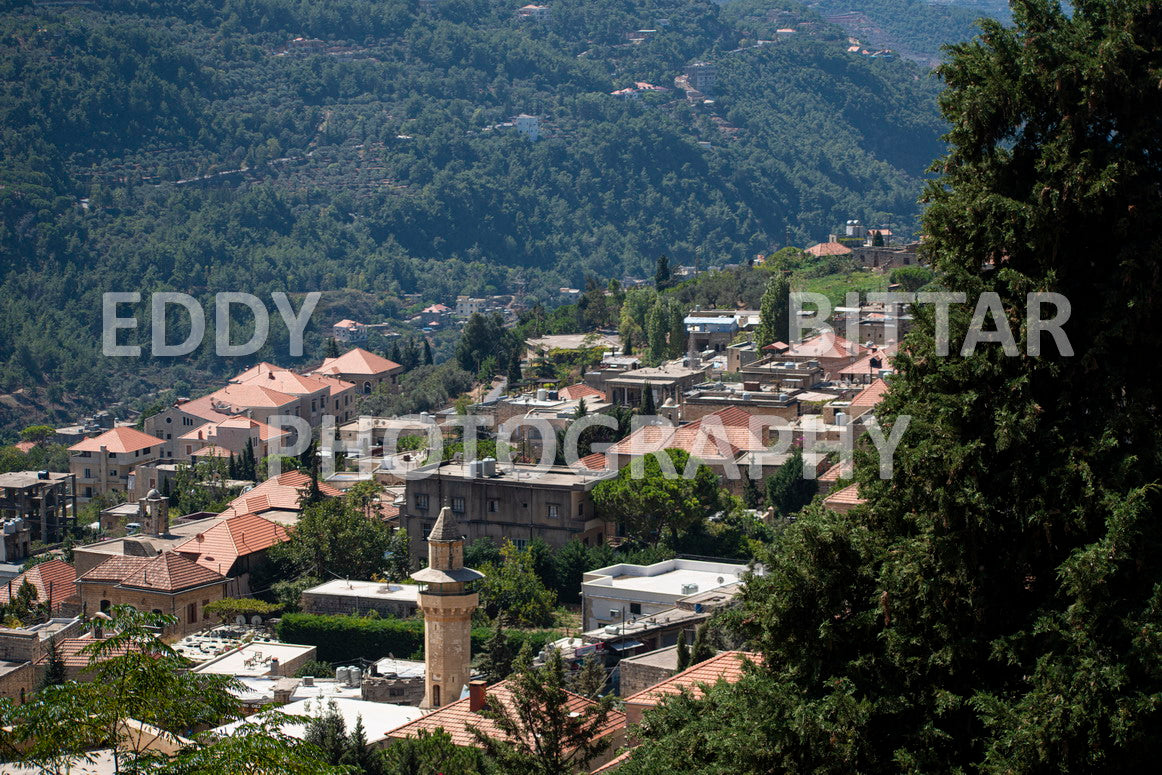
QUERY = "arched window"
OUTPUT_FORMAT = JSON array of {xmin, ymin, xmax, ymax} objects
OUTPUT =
[
  {"xmin": 99, "ymin": 599, "xmax": 111, "ymax": 613},
  {"xmin": 363, "ymin": 381, "xmax": 372, "ymax": 394}
]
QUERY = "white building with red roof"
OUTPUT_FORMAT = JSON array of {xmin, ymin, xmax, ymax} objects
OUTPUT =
[
  {"xmin": 173, "ymin": 512, "xmax": 289, "ymax": 596},
  {"xmin": 175, "ymin": 415, "xmax": 288, "ymax": 463}
]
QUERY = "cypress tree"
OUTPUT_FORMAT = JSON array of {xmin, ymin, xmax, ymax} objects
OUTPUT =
[
  {"xmin": 640, "ymin": 382, "xmax": 656, "ymax": 416},
  {"xmin": 675, "ymin": 630, "xmax": 690, "ymax": 673}
]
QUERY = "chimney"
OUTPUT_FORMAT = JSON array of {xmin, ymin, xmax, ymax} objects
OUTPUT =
[{"xmin": 469, "ymin": 680, "xmax": 487, "ymax": 712}]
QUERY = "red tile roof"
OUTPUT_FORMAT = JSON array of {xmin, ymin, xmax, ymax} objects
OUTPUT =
[
  {"xmin": 233, "ymin": 369, "xmax": 333, "ymax": 397},
  {"xmin": 577, "ymin": 452, "xmax": 609, "ymax": 471},
  {"xmin": 387, "ymin": 680, "xmax": 625, "ymax": 749},
  {"xmin": 558, "ymin": 383, "xmax": 606, "ymax": 401},
  {"xmin": 207, "ymin": 383, "xmax": 299, "ymax": 410},
  {"xmin": 217, "ymin": 470, "xmax": 342, "ymax": 519},
  {"xmin": 179, "ymin": 416, "xmax": 287, "ymax": 443},
  {"xmin": 0, "ymin": 559, "xmax": 77, "ymax": 609},
  {"xmin": 590, "ymin": 750, "xmax": 633, "ymax": 774},
  {"xmin": 818, "ymin": 461, "xmax": 853, "ymax": 483},
  {"xmin": 786, "ymin": 334, "xmax": 867, "ymax": 361},
  {"xmin": 118, "ymin": 552, "xmax": 225, "ymax": 592},
  {"xmin": 229, "ymin": 362, "xmax": 285, "ymax": 383},
  {"xmin": 35, "ymin": 637, "xmax": 138, "ymax": 669},
  {"xmin": 823, "ymin": 483, "xmax": 866, "ymax": 511},
  {"xmin": 314, "ymin": 347, "xmax": 403, "ymax": 378},
  {"xmin": 849, "ymin": 378, "xmax": 890, "ymax": 410},
  {"xmin": 838, "ymin": 347, "xmax": 895, "ymax": 378},
  {"xmin": 79, "ymin": 552, "xmax": 225, "ymax": 593},
  {"xmin": 607, "ymin": 407, "xmax": 765, "ymax": 461},
  {"xmin": 173, "ymin": 513, "xmax": 289, "ymax": 576},
  {"xmin": 69, "ymin": 427, "xmax": 164, "ymax": 454},
  {"xmin": 623, "ymin": 651, "xmax": 762, "ymax": 708},
  {"xmin": 805, "ymin": 241, "xmax": 853, "ymax": 257}
]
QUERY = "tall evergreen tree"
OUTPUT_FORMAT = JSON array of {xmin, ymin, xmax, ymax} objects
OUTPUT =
[
  {"xmin": 421, "ymin": 338, "xmax": 433, "ymax": 366},
  {"xmin": 639, "ymin": 382, "xmax": 656, "ymax": 416},
  {"xmin": 619, "ymin": 2, "xmax": 1162, "ymax": 772},
  {"xmin": 39, "ymin": 639, "xmax": 67, "ymax": 689},
  {"xmin": 655, "ymin": 254, "xmax": 672, "ymax": 290},
  {"xmin": 756, "ymin": 271, "xmax": 790, "ymax": 348},
  {"xmin": 675, "ymin": 630, "xmax": 690, "ymax": 673}
]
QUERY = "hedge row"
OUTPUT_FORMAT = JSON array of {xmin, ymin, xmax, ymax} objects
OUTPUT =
[{"xmin": 276, "ymin": 613, "xmax": 561, "ymax": 664}]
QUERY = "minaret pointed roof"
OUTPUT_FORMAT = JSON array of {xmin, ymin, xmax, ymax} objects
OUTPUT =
[{"xmin": 428, "ymin": 506, "xmax": 462, "ymax": 542}]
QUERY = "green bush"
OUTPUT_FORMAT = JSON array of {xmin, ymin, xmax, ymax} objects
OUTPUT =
[{"xmin": 277, "ymin": 613, "xmax": 561, "ymax": 664}]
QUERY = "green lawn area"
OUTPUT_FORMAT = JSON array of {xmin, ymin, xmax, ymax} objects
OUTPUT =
[{"xmin": 795, "ymin": 270, "xmax": 890, "ymax": 308}]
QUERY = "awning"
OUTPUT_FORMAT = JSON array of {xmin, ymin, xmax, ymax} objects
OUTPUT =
[{"xmin": 609, "ymin": 640, "xmax": 645, "ymax": 652}]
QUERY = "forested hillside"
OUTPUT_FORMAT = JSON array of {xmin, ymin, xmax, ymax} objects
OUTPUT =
[{"xmin": 0, "ymin": 0, "xmax": 946, "ymax": 433}]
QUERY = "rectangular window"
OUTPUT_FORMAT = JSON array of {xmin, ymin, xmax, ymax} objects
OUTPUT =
[
  {"xmin": 452, "ymin": 497, "xmax": 465, "ymax": 514},
  {"xmin": 415, "ymin": 494, "xmax": 429, "ymax": 510},
  {"xmin": 515, "ymin": 538, "xmax": 528, "ymax": 550},
  {"xmin": 488, "ymin": 499, "xmax": 498, "ymax": 513},
  {"xmin": 630, "ymin": 602, "xmax": 642, "ymax": 615},
  {"xmin": 547, "ymin": 503, "xmax": 560, "ymax": 519},
  {"xmin": 84, "ymin": 468, "xmax": 91, "ymax": 479},
  {"xmin": 578, "ymin": 502, "xmax": 584, "ymax": 517}
]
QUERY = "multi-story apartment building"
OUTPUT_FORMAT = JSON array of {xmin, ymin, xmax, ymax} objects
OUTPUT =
[{"xmin": 68, "ymin": 427, "xmax": 164, "ymax": 502}]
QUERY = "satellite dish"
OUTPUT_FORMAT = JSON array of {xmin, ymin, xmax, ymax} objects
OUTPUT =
[{"xmin": 240, "ymin": 484, "xmax": 254, "ymax": 494}]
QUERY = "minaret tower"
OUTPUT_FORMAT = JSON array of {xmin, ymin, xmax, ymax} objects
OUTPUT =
[{"xmin": 411, "ymin": 506, "xmax": 483, "ymax": 709}]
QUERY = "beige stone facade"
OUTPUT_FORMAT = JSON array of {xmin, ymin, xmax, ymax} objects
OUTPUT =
[{"xmin": 411, "ymin": 507, "xmax": 483, "ymax": 709}]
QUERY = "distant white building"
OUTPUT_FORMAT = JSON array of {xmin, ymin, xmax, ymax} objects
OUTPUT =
[
  {"xmin": 513, "ymin": 113, "xmax": 541, "ymax": 141},
  {"xmin": 581, "ymin": 558, "xmax": 749, "ymax": 631},
  {"xmin": 516, "ymin": 4, "xmax": 550, "ymax": 22},
  {"xmin": 455, "ymin": 296, "xmax": 487, "ymax": 317},
  {"xmin": 332, "ymin": 319, "xmax": 367, "ymax": 343}
]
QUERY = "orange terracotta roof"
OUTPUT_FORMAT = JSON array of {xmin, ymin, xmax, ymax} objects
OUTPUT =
[
  {"xmin": 208, "ymin": 383, "xmax": 299, "ymax": 410},
  {"xmin": 179, "ymin": 416, "xmax": 287, "ymax": 443},
  {"xmin": 217, "ymin": 470, "xmax": 342, "ymax": 519},
  {"xmin": 174, "ymin": 395, "xmax": 235, "ymax": 423},
  {"xmin": 233, "ymin": 369, "xmax": 332, "ymax": 397},
  {"xmin": 173, "ymin": 513, "xmax": 288, "ymax": 575},
  {"xmin": 388, "ymin": 681, "xmax": 625, "ymax": 749},
  {"xmin": 591, "ymin": 750, "xmax": 633, "ymax": 773},
  {"xmin": 805, "ymin": 241, "xmax": 853, "ymax": 257},
  {"xmin": 69, "ymin": 427, "xmax": 164, "ymax": 454},
  {"xmin": 786, "ymin": 334, "xmax": 867, "ymax": 361},
  {"xmin": 313, "ymin": 374, "xmax": 357, "ymax": 396},
  {"xmin": 823, "ymin": 483, "xmax": 865, "ymax": 509},
  {"xmin": 849, "ymin": 378, "xmax": 890, "ymax": 410},
  {"xmin": 558, "ymin": 383, "xmax": 606, "ymax": 401},
  {"xmin": 577, "ymin": 452, "xmax": 608, "ymax": 471},
  {"xmin": 77, "ymin": 556, "xmax": 152, "ymax": 584},
  {"xmin": 838, "ymin": 348, "xmax": 894, "ymax": 377},
  {"xmin": 35, "ymin": 637, "xmax": 138, "ymax": 669},
  {"xmin": 624, "ymin": 651, "xmax": 762, "ymax": 708},
  {"xmin": 189, "ymin": 445, "xmax": 229, "ymax": 458},
  {"xmin": 0, "ymin": 559, "xmax": 77, "ymax": 609},
  {"xmin": 117, "ymin": 552, "xmax": 226, "ymax": 593},
  {"xmin": 229, "ymin": 362, "xmax": 285, "ymax": 383},
  {"xmin": 314, "ymin": 347, "xmax": 403, "ymax": 377},
  {"xmin": 607, "ymin": 407, "xmax": 764, "ymax": 460},
  {"xmin": 333, "ymin": 319, "xmax": 361, "ymax": 328},
  {"xmin": 818, "ymin": 461, "xmax": 853, "ymax": 483}
]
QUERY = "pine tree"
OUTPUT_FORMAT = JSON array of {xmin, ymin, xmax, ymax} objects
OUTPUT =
[
  {"xmin": 675, "ymin": 630, "xmax": 690, "ymax": 673},
  {"xmin": 39, "ymin": 638, "xmax": 67, "ymax": 689},
  {"xmin": 342, "ymin": 716, "xmax": 382, "ymax": 775},
  {"xmin": 477, "ymin": 622, "xmax": 515, "ymax": 683},
  {"xmin": 571, "ymin": 655, "xmax": 606, "ymax": 699},
  {"xmin": 304, "ymin": 700, "xmax": 348, "ymax": 765}
]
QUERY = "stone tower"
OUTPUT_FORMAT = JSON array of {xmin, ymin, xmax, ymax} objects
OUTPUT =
[
  {"xmin": 411, "ymin": 506, "xmax": 483, "ymax": 709},
  {"xmin": 140, "ymin": 488, "xmax": 170, "ymax": 536}
]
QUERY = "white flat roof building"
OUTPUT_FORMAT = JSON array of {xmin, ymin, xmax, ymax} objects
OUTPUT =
[
  {"xmin": 190, "ymin": 641, "xmax": 316, "ymax": 677},
  {"xmin": 581, "ymin": 558, "xmax": 750, "ymax": 631},
  {"xmin": 300, "ymin": 579, "xmax": 420, "ymax": 618},
  {"xmin": 213, "ymin": 697, "xmax": 423, "ymax": 746}
]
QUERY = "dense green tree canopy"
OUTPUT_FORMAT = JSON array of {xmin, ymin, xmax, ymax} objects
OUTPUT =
[{"xmin": 619, "ymin": 1, "xmax": 1162, "ymax": 771}]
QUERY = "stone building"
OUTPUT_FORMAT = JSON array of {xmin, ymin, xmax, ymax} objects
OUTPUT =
[
  {"xmin": 68, "ymin": 427, "xmax": 164, "ymax": 503},
  {"xmin": 75, "ymin": 552, "xmax": 227, "ymax": 636},
  {"xmin": 410, "ymin": 507, "xmax": 483, "ymax": 709},
  {"xmin": 400, "ymin": 461, "xmax": 616, "ymax": 563}
]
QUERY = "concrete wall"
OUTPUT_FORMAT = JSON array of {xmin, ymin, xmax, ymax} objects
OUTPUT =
[
  {"xmin": 300, "ymin": 591, "xmax": 418, "ymax": 619},
  {"xmin": 361, "ymin": 675, "xmax": 425, "ymax": 706}
]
